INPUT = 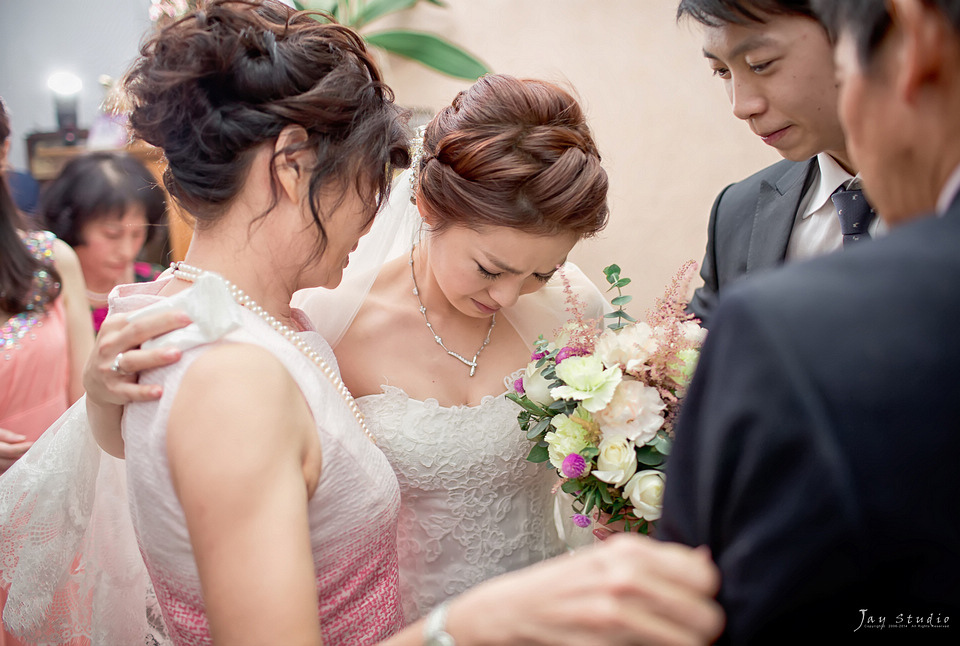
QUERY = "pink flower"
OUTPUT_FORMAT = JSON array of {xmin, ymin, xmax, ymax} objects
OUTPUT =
[
  {"xmin": 513, "ymin": 377, "xmax": 525, "ymax": 395},
  {"xmin": 531, "ymin": 350, "xmax": 547, "ymax": 361},
  {"xmin": 572, "ymin": 513, "xmax": 592, "ymax": 528},
  {"xmin": 561, "ymin": 453, "xmax": 588, "ymax": 479},
  {"xmin": 555, "ymin": 346, "xmax": 588, "ymax": 365}
]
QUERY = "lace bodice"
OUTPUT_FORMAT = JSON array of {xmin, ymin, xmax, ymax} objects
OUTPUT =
[{"xmin": 358, "ymin": 382, "xmax": 564, "ymax": 622}]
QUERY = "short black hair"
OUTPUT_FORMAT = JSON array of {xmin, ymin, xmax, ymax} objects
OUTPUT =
[
  {"xmin": 812, "ymin": 0, "xmax": 960, "ymax": 65},
  {"xmin": 41, "ymin": 151, "xmax": 167, "ymax": 247},
  {"xmin": 677, "ymin": 0, "xmax": 818, "ymax": 26}
]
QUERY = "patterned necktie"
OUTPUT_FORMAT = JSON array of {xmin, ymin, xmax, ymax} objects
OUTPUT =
[{"xmin": 831, "ymin": 187, "xmax": 876, "ymax": 248}]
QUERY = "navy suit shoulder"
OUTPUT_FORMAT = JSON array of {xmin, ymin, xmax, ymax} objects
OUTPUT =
[
  {"xmin": 664, "ymin": 208, "xmax": 960, "ymax": 643},
  {"xmin": 688, "ymin": 158, "xmax": 816, "ymax": 328}
]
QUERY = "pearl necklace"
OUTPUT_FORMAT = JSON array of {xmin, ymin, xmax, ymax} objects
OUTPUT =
[
  {"xmin": 409, "ymin": 248, "xmax": 496, "ymax": 378},
  {"xmin": 171, "ymin": 262, "xmax": 375, "ymax": 445}
]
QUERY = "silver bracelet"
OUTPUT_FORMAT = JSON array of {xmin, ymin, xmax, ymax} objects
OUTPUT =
[{"xmin": 423, "ymin": 599, "xmax": 456, "ymax": 646}]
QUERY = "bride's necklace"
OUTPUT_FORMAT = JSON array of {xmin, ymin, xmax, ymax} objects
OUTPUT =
[
  {"xmin": 171, "ymin": 262, "xmax": 375, "ymax": 445},
  {"xmin": 409, "ymin": 247, "xmax": 496, "ymax": 378}
]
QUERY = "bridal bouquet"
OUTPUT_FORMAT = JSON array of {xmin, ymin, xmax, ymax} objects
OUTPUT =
[{"xmin": 507, "ymin": 263, "xmax": 705, "ymax": 534}]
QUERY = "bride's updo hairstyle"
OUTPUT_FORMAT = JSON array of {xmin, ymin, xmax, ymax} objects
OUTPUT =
[
  {"xmin": 123, "ymin": 0, "xmax": 409, "ymax": 254},
  {"xmin": 416, "ymin": 74, "xmax": 608, "ymax": 238}
]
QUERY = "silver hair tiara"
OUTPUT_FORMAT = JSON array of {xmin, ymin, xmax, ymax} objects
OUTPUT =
[{"xmin": 409, "ymin": 124, "xmax": 426, "ymax": 204}]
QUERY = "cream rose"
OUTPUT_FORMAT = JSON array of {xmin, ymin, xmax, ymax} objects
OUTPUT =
[
  {"xmin": 522, "ymin": 361, "xmax": 554, "ymax": 407},
  {"xmin": 624, "ymin": 470, "xmax": 665, "ymax": 521},
  {"xmin": 594, "ymin": 380, "xmax": 665, "ymax": 444},
  {"xmin": 592, "ymin": 436, "xmax": 637, "ymax": 487}
]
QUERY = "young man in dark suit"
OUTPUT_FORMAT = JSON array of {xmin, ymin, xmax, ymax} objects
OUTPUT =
[
  {"xmin": 679, "ymin": 0, "xmax": 882, "ymax": 326},
  {"xmin": 661, "ymin": 0, "xmax": 960, "ymax": 641}
]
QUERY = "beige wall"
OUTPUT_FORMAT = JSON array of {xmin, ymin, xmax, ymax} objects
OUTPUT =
[{"xmin": 373, "ymin": 0, "xmax": 782, "ymax": 309}]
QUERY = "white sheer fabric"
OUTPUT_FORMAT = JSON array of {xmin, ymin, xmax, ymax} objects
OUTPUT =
[{"xmin": 294, "ymin": 170, "xmax": 611, "ymax": 621}]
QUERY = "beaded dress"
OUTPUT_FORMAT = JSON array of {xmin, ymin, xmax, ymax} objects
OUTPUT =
[{"xmin": 0, "ymin": 231, "xmax": 69, "ymax": 440}]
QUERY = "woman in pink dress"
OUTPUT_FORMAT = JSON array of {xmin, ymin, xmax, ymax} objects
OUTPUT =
[
  {"xmin": 0, "ymin": 98, "xmax": 94, "ymax": 646},
  {"xmin": 0, "ymin": 3, "xmax": 724, "ymax": 645}
]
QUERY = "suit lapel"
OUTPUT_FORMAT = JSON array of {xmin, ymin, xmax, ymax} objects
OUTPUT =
[{"xmin": 746, "ymin": 159, "xmax": 818, "ymax": 274}]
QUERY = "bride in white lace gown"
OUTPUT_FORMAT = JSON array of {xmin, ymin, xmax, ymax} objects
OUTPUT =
[{"xmin": 292, "ymin": 74, "xmax": 611, "ymax": 621}]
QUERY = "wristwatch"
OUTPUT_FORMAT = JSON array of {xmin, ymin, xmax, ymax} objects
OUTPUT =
[{"xmin": 423, "ymin": 599, "xmax": 456, "ymax": 646}]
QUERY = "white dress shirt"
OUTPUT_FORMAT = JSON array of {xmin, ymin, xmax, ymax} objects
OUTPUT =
[
  {"xmin": 785, "ymin": 152, "xmax": 886, "ymax": 261},
  {"xmin": 937, "ymin": 163, "xmax": 960, "ymax": 215}
]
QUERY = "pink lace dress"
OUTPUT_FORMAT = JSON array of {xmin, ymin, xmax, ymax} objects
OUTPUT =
[{"xmin": 116, "ymin": 277, "xmax": 404, "ymax": 645}]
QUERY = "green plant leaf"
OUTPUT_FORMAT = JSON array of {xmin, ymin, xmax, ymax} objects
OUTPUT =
[
  {"xmin": 636, "ymin": 446, "xmax": 665, "ymax": 467},
  {"xmin": 561, "ymin": 479, "xmax": 581, "ymax": 494},
  {"xmin": 351, "ymin": 0, "xmax": 419, "ymax": 29},
  {"xmin": 603, "ymin": 264, "xmax": 621, "ymax": 279},
  {"xmin": 364, "ymin": 30, "xmax": 490, "ymax": 79},
  {"xmin": 526, "ymin": 417, "xmax": 551, "ymax": 441},
  {"xmin": 296, "ymin": 0, "xmax": 338, "ymax": 15},
  {"xmin": 614, "ymin": 277, "xmax": 632, "ymax": 288},
  {"xmin": 599, "ymin": 485, "xmax": 614, "ymax": 505},
  {"xmin": 611, "ymin": 295, "xmax": 632, "ymax": 307},
  {"xmin": 526, "ymin": 443, "xmax": 550, "ymax": 463}
]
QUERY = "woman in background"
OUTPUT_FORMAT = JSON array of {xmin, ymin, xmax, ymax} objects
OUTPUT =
[
  {"xmin": 0, "ymin": 97, "xmax": 93, "ymax": 646},
  {"xmin": 43, "ymin": 151, "xmax": 166, "ymax": 331}
]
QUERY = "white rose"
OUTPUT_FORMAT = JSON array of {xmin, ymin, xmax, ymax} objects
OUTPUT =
[
  {"xmin": 592, "ymin": 436, "xmax": 637, "ymax": 487},
  {"xmin": 596, "ymin": 322, "xmax": 659, "ymax": 373},
  {"xmin": 624, "ymin": 470, "xmax": 665, "ymax": 521},
  {"xmin": 594, "ymin": 380, "xmax": 665, "ymax": 444},
  {"xmin": 522, "ymin": 361, "xmax": 554, "ymax": 406}
]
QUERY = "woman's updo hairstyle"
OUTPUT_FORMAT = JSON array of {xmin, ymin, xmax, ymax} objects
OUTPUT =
[
  {"xmin": 416, "ymin": 74, "xmax": 608, "ymax": 238},
  {"xmin": 123, "ymin": 0, "xmax": 409, "ymax": 250}
]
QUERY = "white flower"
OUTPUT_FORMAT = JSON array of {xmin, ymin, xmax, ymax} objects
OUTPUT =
[
  {"xmin": 544, "ymin": 413, "xmax": 593, "ymax": 470},
  {"xmin": 522, "ymin": 361, "xmax": 554, "ymax": 407},
  {"xmin": 624, "ymin": 470, "xmax": 665, "ymax": 521},
  {"xmin": 592, "ymin": 436, "xmax": 637, "ymax": 487},
  {"xmin": 594, "ymin": 380, "xmax": 665, "ymax": 444},
  {"xmin": 551, "ymin": 355, "xmax": 622, "ymax": 413},
  {"xmin": 596, "ymin": 322, "xmax": 659, "ymax": 373},
  {"xmin": 679, "ymin": 320, "xmax": 707, "ymax": 344}
]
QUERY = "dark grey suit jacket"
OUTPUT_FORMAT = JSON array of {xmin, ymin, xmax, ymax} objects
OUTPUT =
[
  {"xmin": 662, "ymin": 199, "xmax": 960, "ymax": 643},
  {"xmin": 688, "ymin": 158, "xmax": 818, "ymax": 327}
]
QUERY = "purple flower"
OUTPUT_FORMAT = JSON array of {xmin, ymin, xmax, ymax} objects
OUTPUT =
[
  {"xmin": 572, "ymin": 513, "xmax": 592, "ymax": 528},
  {"xmin": 513, "ymin": 377, "xmax": 525, "ymax": 395},
  {"xmin": 554, "ymin": 346, "xmax": 587, "ymax": 365},
  {"xmin": 561, "ymin": 453, "xmax": 588, "ymax": 479},
  {"xmin": 531, "ymin": 350, "xmax": 547, "ymax": 361}
]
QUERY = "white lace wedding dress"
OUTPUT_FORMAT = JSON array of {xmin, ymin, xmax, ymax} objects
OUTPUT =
[
  {"xmin": 292, "ymin": 170, "xmax": 608, "ymax": 621},
  {"xmin": 360, "ymin": 382, "xmax": 563, "ymax": 621}
]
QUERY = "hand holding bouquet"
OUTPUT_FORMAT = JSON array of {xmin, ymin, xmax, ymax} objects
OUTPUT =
[{"xmin": 508, "ymin": 263, "xmax": 705, "ymax": 534}]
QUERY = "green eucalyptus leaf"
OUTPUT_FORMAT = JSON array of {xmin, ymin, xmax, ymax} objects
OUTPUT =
[
  {"xmin": 611, "ymin": 295, "xmax": 632, "ymax": 306},
  {"xmin": 614, "ymin": 277, "xmax": 632, "ymax": 288},
  {"xmin": 526, "ymin": 443, "xmax": 550, "ymax": 463},
  {"xmin": 364, "ymin": 30, "xmax": 490, "ymax": 80},
  {"xmin": 599, "ymin": 485, "xmax": 614, "ymax": 505},
  {"xmin": 604, "ymin": 264, "xmax": 621, "ymax": 278},
  {"xmin": 619, "ymin": 312, "xmax": 638, "ymax": 322},
  {"xmin": 604, "ymin": 311, "xmax": 625, "ymax": 319},
  {"xmin": 526, "ymin": 417, "xmax": 551, "ymax": 441},
  {"xmin": 652, "ymin": 433, "xmax": 672, "ymax": 455},
  {"xmin": 561, "ymin": 479, "xmax": 581, "ymax": 494},
  {"xmin": 636, "ymin": 445, "xmax": 665, "ymax": 466}
]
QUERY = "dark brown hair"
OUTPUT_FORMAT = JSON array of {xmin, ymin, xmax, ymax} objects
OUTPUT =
[
  {"xmin": 1, "ymin": 98, "xmax": 62, "ymax": 315},
  {"xmin": 122, "ymin": 0, "xmax": 409, "ymax": 257},
  {"xmin": 417, "ymin": 74, "xmax": 608, "ymax": 238},
  {"xmin": 42, "ymin": 151, "xmax": 167, "ymax": 247}
]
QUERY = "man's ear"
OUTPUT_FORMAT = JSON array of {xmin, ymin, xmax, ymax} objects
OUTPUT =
[
  {"xmin": 274, "ymin": 124, "xmax": 311, "ymax": 203},
  {"xmin": 890, "ymin": 0, "xmax": 946, "ymax": 103}
]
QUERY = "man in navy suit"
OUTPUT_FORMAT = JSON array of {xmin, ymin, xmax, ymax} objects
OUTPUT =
[
  {"xmin": 661, "ymin": 0, "xmax": 960, "ymax": 641},
  {"xmin": 678, "ymin": 0, "xmax": 882, "ymax": 326}
]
